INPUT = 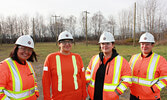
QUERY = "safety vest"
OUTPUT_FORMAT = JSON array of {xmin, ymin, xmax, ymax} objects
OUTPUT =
[
  {"xmin": 86, "ymin": 55, "xmax": 131, "ymax": 93},
  {"xmin": 130, "ymin": 53, "xmax": 166, "ymax": 89},
  {"xmin": 56, "ymin": 55, "xmax": 78, "ymax": 91},
  {"xmin": 1, "ymin": 58, "xmax": 37, "ymax": 100}
]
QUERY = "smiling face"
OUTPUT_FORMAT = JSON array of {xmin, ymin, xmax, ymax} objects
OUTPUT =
[
  {"xmin": 17, "ymin": 46, "xmax": 33, "ymax": 62},
  {"xmin": 100, "ymin": 42, "xmax": 114, "ymax": 57},
  {"xmin": 140, "ymin": 42, "xmax": 154, "ymax": 56},
  {"xmin": 59, "ymin": 40, "xmax": 73, "ymax": 55}
]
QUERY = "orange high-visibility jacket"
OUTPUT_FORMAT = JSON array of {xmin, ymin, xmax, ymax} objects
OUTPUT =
[
  {"xmin": 42, "ymin": 52, "xmax": 87, "ymax": 100},
  {"xmin": 0, "ymin": 58, "xmax": 39, "ymax": 100},
  {"xmin": 86, "ymin": 54, "xmax": 132, "ymax": 100},
  {"xmin": 129, "ymin": 53, "xmax": 167, "ymax": 99}
]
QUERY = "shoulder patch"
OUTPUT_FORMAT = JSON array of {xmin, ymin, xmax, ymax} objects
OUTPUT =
[
  {"xmin": 82, "ymin": 67, "xmax": 85, "ymax": 72},
  {"xmin": 43, "ymin": 66, "xmax": 48, "ymax": 71}
]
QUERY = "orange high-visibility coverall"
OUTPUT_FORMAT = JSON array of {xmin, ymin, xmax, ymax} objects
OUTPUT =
[
  {"xmin": 86, "ymin": 54, "xmax": 132, "ymax": 100},
  {"xmin": 0, "ymin": 58, "xmax": 39, "ymax": 100},
  {"xmin": 42, "ymin": 52, "xmax": 87, "ymax": 100},
  {"xmin": 129, "ymin": 53, "xmax": 167, "ymax": 99}
]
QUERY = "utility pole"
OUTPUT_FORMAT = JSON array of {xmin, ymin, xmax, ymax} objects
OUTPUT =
[
  {"xmin": 52, "ymin": 15, "xmax": 60, "ymax": 45},
  {"xmin": 84, "ymin": 11, "xmax": 89, "ymax": 46},
  {"xmin": 33, "ymin": 18, "xmax": 36, "ymax": 44},
  {"xmin": 133, "ymin": 2, "xmax": 136, "ymax": 47}
]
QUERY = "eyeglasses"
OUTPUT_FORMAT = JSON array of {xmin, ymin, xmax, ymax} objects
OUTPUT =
[
  {"xmin": 101, "ymin": 42, "xmax": 112, "ymax": 45},
  {"xmin": 59, "ymin": 40, "xmax": 73, "ymax": 44},
  {"xmin": 18, "ymin": 46, "xmax": 33, "ymax": 53}
]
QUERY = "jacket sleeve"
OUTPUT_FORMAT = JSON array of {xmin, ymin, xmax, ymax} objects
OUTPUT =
[
  {"xmin": 116, "ymin": 58, "xmax": 132, "ymax": 95},
  {"xmin": 29, "ymin": 62, "xmax": 39, "ymax": 98},
  {"xmin": 0, "ymin": 62, "xmax": 10, "ymax": 100},
  {"xmin": 42, "ymin": 55, "xmax": 52, "ymax": 100},
  {"xmin": 78, "ymin": 55, "xmax": 87, "ymax": 99},
  {"xmin": 85, "ymin": 56, "xmax": 95, "ymax": 83},
  {"xmin": 151, "ymin": 56, "xmax": 167, "ymax": 93},
  {"xmin": 35, "ymin": 82, "xmax": 39, "ymax": 97}
]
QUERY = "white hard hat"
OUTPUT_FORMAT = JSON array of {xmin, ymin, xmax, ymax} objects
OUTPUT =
[
  {"xmin": 99, "ymin": 32, "xmax": 115, "ymax": 43},
  {"xmin": 15, "ymin": 35, "xmax": 34, "ymax": 48},
  {"xmin": 58, "ymin": 30, "xmax": 73, "ymax": 41},
  {"xmin": 139, "ymin": 32, "xmax": 155, "ymax": 43}
]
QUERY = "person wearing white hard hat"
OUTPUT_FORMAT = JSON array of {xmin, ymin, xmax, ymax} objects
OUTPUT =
[
  {"xmin": 129, "ymin": 32, "xmax": 167, "ymax": 100},
  {"xmin": 42, "ymin": 30, "xmax": 87, "ymax": 100},
  {"xmin": 85, "ymin": 32, "xmax": 132, "ymax": 100},
  {"xmin": 0, "ymin": 35, "xmax": 39, "ymax": 100}
]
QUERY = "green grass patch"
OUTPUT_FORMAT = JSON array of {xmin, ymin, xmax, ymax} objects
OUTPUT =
[{"xmin": 0, "ymin": 42, "xmax": 167, "ymax": 99}]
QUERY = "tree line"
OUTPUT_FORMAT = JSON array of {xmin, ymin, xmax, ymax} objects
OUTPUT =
[{"xmin": 0, "ymin": 0, "xmax": 167, "ymax": 44}]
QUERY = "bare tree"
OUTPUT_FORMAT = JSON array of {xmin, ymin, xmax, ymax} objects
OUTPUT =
[
  {"xmin": 118, "ymin": 9, "xmax": 133, "ymax": 39},
  {"xmin": 142, "ymin": 0, "xmax": 158, "ymax": 33},
  {"xmin": 91, "ymin": 11, "xmax": 106, "ymax": 39},
  {"xmin": 107, "ymin": 15, "xmax": 116, "ymax": 36},
  {"xmin": 65, "ymin": 15, "xmax": 77, "ymax": 35}
]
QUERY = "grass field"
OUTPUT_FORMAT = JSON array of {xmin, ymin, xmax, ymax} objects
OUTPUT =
[{"xmin": 0, "ymin": 42, "xmax": 167, "ymax": 100}]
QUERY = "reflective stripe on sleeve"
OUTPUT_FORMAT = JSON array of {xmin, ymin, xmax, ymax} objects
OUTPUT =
[
  {"xmin": 121, "ymin": 76, "xmax": 132, "ymax": 83},
  {"xmin": 2, "ymin": 95, "xmax": 10, "ymax": 100},
  {"xmin": 155, "ymin": 81, "xmax": 166, "ymax": 91},
  {"xmin": 3, "ymin": 88, "xmax": 35, "ymax": 99},
  {"xmin": 86, "ymin": 67, "xmax": 91, "ymax": 81},
  {"xmin": 117, "ymin": 83, "xmax": 127, "ymax": 93},
  {"xmin": 132, "ymin": 77, "xmax": 159, "ymax": 86}
]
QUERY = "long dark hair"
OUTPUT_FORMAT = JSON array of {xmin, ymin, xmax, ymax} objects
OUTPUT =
[{"xmin": 9, "ymin": 45, "xmax": 37, "ymax": 64}]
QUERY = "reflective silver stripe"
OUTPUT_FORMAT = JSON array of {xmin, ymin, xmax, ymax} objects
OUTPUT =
[
  {"xmin": 90, "ymin": 56, "xmax": 125, "ymax": 92},
  {"xmin": 72, "ymin": 55, "xmax": 78, "ymax": 90},
  {"xmin": 157, "ymin": 81, "xmax": 165, "ymax": 89},
  {"xmin": 159, "ymin": 77, "xmax": 167, "ymax": 80},
  {"xmin": 113, "ymin": 55, "xmax": 122, "ymax": 84},
  {"xmin": 86, "ymin": 76, "xmax": 91, "ymax": 80},
  {"xmin": 130, "ymin": 54, "xmax": 140, "ymax": 75},
  {"xmin": 27, "ymin": 61, "xmax": 35, "ymax": 78},
  {"xmin": 90, "ymin": 55, "xmax": 99, "ymax": 78},
  {"xmin": 132, "ymin": 77, "xmax": 158, "ymax": 86},
  {"xmin": 0, "ymin": 89, "xmax": 2, "ymax": 92},
  {"xmin": 4, "ymin": 89, "xmax": 35, "ymax": 99},
  {"xmin": 56, "ymin": 55, "xmax": 62, "ymax": 91},
  {"xmin": 131, "ymin": 53, "xmax": 160, "ymax": 85},
  {"xmin": 118, "ymin": 83, "xmax": 127, "ymax": 92},
  {"xmin": 104, "ymin": 85, "xmax": 117, "ymax": 91},
  {"xmin": 147, "ymin": 53, "xmax": 160, "ymax": 79},
  {"xmin": 27, "ymin": 62, "xmax": 39, "ymax": 92},
  {"xmin": 121, "ymin": 77, "xmax": 132, "ymax": 82},
  {"xmin": 2, "ymin": 95, "xmax": 10, "ymax": 100},
  {"xmin": 90, "ymin": 80, "xmax": 117, "ymax": 91},
  {"xmin": 86, "ymin": 67, "xmax": 91, "ymax": 80},
  {"xmin": 130, "ymin": 54, "xmax": 140, "ymax": 68},
  {"xmin": 5, "ymin": 58, "xmax": 21, "ymax": 92}
]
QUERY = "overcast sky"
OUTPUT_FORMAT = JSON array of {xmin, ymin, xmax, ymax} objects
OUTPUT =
[
  {"xmin": 0, "ymin": 0, "xmax": 138, "ymax": 17},
  {"xmin": 0, "ymin": 0, "xmax": 166, "ymax": 18}
]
